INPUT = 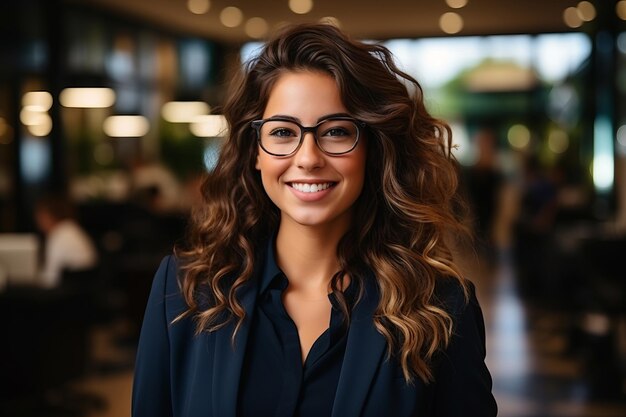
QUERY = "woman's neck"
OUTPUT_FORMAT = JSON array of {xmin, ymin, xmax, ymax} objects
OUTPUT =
[{"xmin": 275, "ymin": 222, "xmax": 346, "ymax": 293}]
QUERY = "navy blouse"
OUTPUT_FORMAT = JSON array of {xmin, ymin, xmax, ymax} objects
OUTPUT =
[{"xmin": 238, "ymin": 244, "xmax": 355, "ymax": 417}]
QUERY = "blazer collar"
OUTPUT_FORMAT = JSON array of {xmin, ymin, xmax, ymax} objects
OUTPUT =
[
  {"xmin": 332, "ymin": 272, "xmax": 386, "ymax": 417},
  {"xmin": 211, "ymin": 279, "xmax": 257, "ymax": 417},
  {"xmin": 210, "ymin": 250, "xmax": 386, "ymax": 417},
  {"xmin": 211, "ymin": 241, "xmax": 271, "ymax": 417}
]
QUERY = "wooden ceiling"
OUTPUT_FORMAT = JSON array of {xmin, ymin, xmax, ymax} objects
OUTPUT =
[{"xmin": 77, "ymin": 0, "xmax": 589, "ymax": 44}]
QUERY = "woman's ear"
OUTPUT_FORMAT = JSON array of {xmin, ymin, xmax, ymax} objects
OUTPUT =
[{"xmin": 255, "ymin": 153, "xmax": 261, "ymax": 170}]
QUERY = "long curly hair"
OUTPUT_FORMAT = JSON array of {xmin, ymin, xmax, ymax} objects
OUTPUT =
[{"xmin": 176, "ymin": 23, "xmax": 469, "ymax": 383}]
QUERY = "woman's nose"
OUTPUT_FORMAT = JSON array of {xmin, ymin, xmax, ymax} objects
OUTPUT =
[{"xmin": 293, "ymin": 132, "xmax": 325, "ymax": 170}]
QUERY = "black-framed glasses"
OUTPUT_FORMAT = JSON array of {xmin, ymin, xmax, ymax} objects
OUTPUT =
[{"xmin": 251, "ymin": 116, "xmax": 365, "ymax": 157}]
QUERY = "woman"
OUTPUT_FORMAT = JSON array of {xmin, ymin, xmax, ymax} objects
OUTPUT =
[{"xmin": 132, "ymin": 23, "xmax": 497, "ymax": 417}]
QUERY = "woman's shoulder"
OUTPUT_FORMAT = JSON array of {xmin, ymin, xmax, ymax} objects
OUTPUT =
[
  {"xmin": 150, "ymin": 255, "xmax": 190, "ymax": 316},
  {"xmin": 433, "ymin": 276, "xmax": 477, "ymax": 317},
  {"xmin": 155, "ymin": 254, "xmax": 234, "ymax": 313},
  {"xmin": 154, "ymin": 254, "xmax": 180, "ymax": 288}
]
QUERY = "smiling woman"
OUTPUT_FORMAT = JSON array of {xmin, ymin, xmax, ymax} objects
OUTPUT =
[
  {"xmin": 132, "ymin": 23, "xmax": 497, "ymax": 417},
  {"xmin": 254, "ymin": 71, "xmax": 367, "ymax": 233}
]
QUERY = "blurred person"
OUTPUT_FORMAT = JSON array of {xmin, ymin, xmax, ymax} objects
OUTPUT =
[
  {"xmin": 132, "ymin": 23, "xmax": 496, "ymax": 417},
  {"xmin": 462, "ymin": 127, "xmax": 504, "ymax": 260},
  {"xmin": 512, "ymin": 155, "xmax": 562, "ymax": 301},
  {"xmin": 518, "ymin": 156, "xmax": 559, "ymax": 233},
  {"xmin": 129, "ymin": 156, "xmax": 183, "ymax": 214},
  {"xmin": 34, "ymin": 194, "xmax": 98, "ymax": 288}
]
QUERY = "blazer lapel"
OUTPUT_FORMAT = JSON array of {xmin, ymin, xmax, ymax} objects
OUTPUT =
[
  {"xmin": 211, "ymin": 281, "xmax": 258, "ymax": 417},
  {"xmin": 332, "ymin": 274, "xmax": 387, "ymax": 417}
]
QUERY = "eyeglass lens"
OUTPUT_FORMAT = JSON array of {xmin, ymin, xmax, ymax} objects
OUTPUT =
[{"xmin": 258, "ymin": 118, "xmax": 359, "ymax": 155}]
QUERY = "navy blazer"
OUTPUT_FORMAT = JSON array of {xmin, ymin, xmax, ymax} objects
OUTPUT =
[{"xmin": 132, "ymin": 256, "xmax": 497, "ymax": 417}]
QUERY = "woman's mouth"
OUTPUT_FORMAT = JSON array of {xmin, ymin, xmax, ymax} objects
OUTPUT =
[{"xmin": 289, "ymin": 182, "xmax": 335, "ymax": 193}]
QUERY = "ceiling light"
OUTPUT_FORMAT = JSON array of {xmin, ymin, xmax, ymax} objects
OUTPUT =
[
  {"xmin": 577, "ymin": 1, "xmax": 595, "ymax": 22},
  {"xmin": 445, "ymin": 0, "xmax": 468, "ymax": 9},
  {"xmin": 22, "ymin": 91, "xmax": 52, "ymax": 111},
  {"xmin": 220, "ymin": 6, "xmax": 243, "ymax": 28},
  {"xmin": 161, "ymin": 101, "xmax": 210, "ymax": 123},
  {"xmin": 190, "ymin": 115, "xmax": 229, "ymax": 137},
  {"xmin": 26, "ymin": 114, "xmax": 52, "ymax": 137},
  {"xmin": 187, "ymin": 0, "xmax": 210, "ymax": 15},
  {"xmin": 289, "ymin": 0, "xmax": 313, "ymax": 15},
  {"xmin": 245, "ymin": 17, "xmax": 269, "ymax": 39},
  {"xmin": 20, "ymin": 106, "xmax": 49, "ymax": 126},
  {"xmin": 617, "ymin": 1, "xmax": 626, "ymax": 20},
  {"xmin": 563, "ymin": 7, "xmax": 582, "ymax": 28},
  {"xmin": 439, "ymin": 12, "xmax": 463, "ymax": 34},
  {"xmin": 103, "ymin": 115, "xmax": 150, "ymax": 137},
  {"xmin": 60, "ymin": 87, "xmax": 116, "ymax": 108}
]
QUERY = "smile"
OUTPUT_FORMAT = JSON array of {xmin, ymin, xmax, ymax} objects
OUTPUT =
[{"xmin": 289, "ymin": 182, "xmax": 335, "ymax": 193}]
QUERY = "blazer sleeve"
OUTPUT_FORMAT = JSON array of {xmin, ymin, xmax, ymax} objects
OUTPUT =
[
  {"xmin": 132, "ymin": 256, "xmax": 176, "ymax": 417},
  {"xmin": 431, "ymin": 280, "xmax": 498, "ymax": 417}
]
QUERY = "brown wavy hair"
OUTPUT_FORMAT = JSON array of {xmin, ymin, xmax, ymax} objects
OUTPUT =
[{"xmin": 176, "ymin": 23, "xmax": 469, "ymax": 383}]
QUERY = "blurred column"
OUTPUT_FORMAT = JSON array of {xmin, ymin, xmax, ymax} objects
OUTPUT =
[
  {"xmin": 43, "ymin": 0, "xmax": 66, "ymax": 195},
  {"xmin": 5, "ymin": 0, "xmax": 67, "ymax": 231},
  {"xmin": 0, "ymin": 1, "xmax": 26, "ymax": 231},
  {"xmin": 589, "ymin": 0, "xmax": 618, "ymax": 218},
  {"xmin": 616, "ymin": 1, "xmax": 626, "ymax": 230}
]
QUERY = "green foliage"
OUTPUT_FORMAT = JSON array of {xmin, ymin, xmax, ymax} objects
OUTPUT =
[{"xmin": 159, "ymin": 120, "xmax": 206, "ymax": 181}]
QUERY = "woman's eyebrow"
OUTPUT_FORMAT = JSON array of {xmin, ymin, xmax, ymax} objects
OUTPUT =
[
  {"xmin": 265, "ymin": 113, "xmax": 353, "ymax": 124},
  {"xmin": 317, "ymin": 113, "xmax": 351, "ymax": 122},
  {"xmin": 267, "ymin": 114, "xmax": 300, "ymax": 122}
]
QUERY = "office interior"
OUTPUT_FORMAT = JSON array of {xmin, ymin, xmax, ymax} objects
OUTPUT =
[{"xmin": 0, "ymin": 0, "xmax": 625, "ymax": 416}]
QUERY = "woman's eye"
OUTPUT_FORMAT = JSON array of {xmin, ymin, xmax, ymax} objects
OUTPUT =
[
  {"xmin": 269, "ymin": 128, "xmax": 296, "ymax": 137},
  {"xmin": 323, "ymin": 127, "xmax": 349, "ymax": 137}
]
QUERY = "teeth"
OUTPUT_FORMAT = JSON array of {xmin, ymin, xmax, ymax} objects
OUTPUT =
[{"xmin": 291, "ymin": 182, "xmax": 332, "ymax": 193}]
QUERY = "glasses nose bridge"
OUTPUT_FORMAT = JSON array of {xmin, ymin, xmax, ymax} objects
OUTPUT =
[
  {"xmin": 297, "ymin": 124, "xmax": 322, "ymax": 154},
  {"xmin": 299, "ymin": 124, "xmax": 319, "ymax": 142}
]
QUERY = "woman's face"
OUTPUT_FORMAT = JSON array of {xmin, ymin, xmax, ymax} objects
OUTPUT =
[{"xmin": 255, "ymin": 71, "xmax": 367, "ymax": 233}]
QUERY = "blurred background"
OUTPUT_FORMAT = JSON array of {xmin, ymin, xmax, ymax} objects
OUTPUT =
[{"xmin": 0, "ymin": 0, "xmax": 625, "ymax": 416}]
